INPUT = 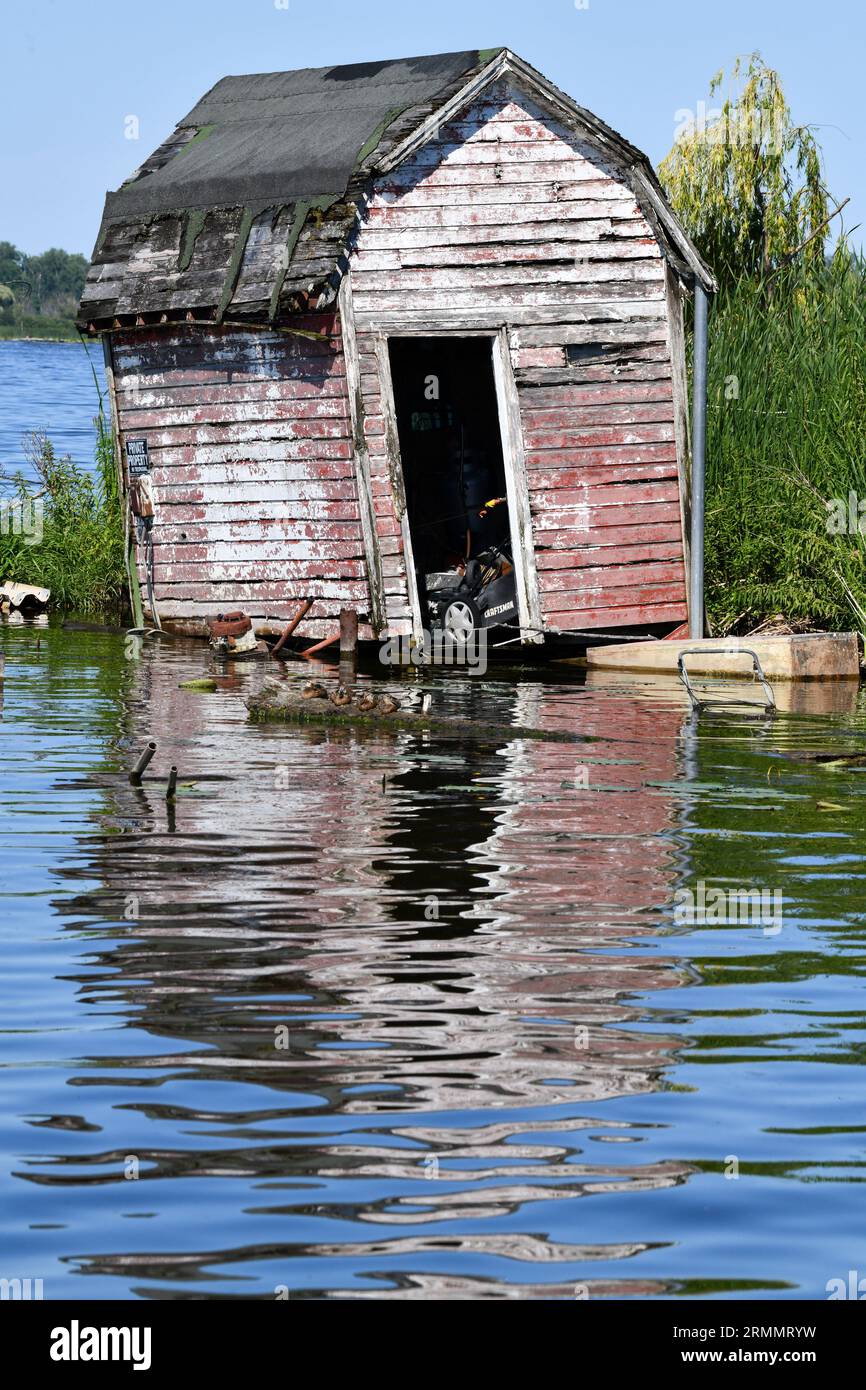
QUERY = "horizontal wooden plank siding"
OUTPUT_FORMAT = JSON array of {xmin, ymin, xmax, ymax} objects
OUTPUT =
[
  {"xmin": 351, "ymin": 78, "xmax": 688, "ymax": 634},
  {"xmin": 111, "ymin": 318, "xmax": 372, "ymax": 635}
]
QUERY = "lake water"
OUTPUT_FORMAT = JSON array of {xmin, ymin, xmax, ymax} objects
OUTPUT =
[
  {"xmin": 0, "ymin": 339, "xmax": 106, "ymax": 483},
  {"xmin": 1, "ymin": 340, "xmax": 865, "ymax": 1301}
]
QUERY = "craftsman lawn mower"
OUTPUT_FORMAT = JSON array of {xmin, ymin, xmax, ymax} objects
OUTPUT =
[{"xmin": 423, "ymin": 534, "xmax": 519, "ymax": 646}]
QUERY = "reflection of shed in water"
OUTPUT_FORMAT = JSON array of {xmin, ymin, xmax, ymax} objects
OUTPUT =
[
  {"xmin": 78, "ymin": 49, "xmax": 714, "ymax": 648},
  {"xmin": 68, "ymin": 656, "xmax": 688, "ymax": 1113}
]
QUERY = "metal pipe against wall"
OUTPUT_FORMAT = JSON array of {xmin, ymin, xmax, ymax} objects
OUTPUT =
[
  {"xmin": 689, "ymin": 282, "xmax": 709, "ymax": 639},
  {"xmin": 271, "ymin": 597, "xmax": 313, "ymax": 657},
  {"xmin": 301, "ymin": 632, "xmax": 340, "ymax": 658}
]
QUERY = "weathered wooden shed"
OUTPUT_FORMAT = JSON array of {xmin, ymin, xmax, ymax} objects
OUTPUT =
[{"xmin": 78, "ymin": 47, "xmax": 716, "ymax": 648}]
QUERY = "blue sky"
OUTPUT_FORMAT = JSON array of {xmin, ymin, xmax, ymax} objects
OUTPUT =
[{"xmin": 4, "ymin": 0, "xmax": 862, "ymax": 256}]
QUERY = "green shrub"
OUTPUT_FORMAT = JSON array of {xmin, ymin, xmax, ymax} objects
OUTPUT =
[{"xmin": 0, "ymin": 411, "xmax": 126, "ymax": 615}]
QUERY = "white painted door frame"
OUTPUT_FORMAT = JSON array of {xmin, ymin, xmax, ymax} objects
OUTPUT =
[
  {"xmin": 374, "ymin": 332, "xmax": 426, "ymax": 646},
  {"xmin": 491, "ymin": 327, "xmax": 543, "ymax": 643}
]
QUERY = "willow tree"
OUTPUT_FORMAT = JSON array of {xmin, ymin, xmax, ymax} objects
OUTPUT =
[{"xmin": 659, "ymin": 55, "xmax": 831, "ymax": 288}]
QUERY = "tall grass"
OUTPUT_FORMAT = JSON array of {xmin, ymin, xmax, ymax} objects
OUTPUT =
[
  {"xmin": 0, "ymin": 409, "xmax": 127, "ymax": 615},
  {"xmin": 704, "ymin": 251, "xmax": 866, "ymax": 633}
]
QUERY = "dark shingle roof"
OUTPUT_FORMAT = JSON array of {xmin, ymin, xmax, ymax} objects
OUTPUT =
[{"xmin": 103, "ymin": 51, "xmax": 492, "ymax": 219}]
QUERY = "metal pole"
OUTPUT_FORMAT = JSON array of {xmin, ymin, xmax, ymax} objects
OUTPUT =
[
  {"xmin": 689, "ymin": 282, "xmax": 709, "ymax": 639},
  {"xmin": 128, "ymin": 741, "xmax": 156, "ymax": 785},
  {"xmin": 271, "ymin": 596, "xmax": 313, "ymax": 658},
  {"xmin": 339, "ymin": 608, "xmax": 358, "ymax": 657},
  {"xmin": 301, "ymin": 631, "xmax": 340, "ymax": 658}
]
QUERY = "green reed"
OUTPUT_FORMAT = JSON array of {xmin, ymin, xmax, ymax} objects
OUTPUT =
[
  {"xmin": 0, "ymin": 410, "xmax": 126, "ymax": 615},
  {"xmin": 703, "ymin": 251, "xmax": 866, "ymax": 634}
]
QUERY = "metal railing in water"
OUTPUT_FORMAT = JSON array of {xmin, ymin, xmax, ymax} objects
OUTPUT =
[{"xmin": 677, "ymin": 647, "xmax": 777, "ymax": 716}]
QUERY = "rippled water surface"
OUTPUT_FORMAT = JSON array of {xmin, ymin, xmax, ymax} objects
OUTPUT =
[
  {"xmin": 2, "ymin": 619, "xmax": 865, "ymax": 1300},
  {"xmin": 0, "ymin": 340, "xmax": 106, "ymax": 481}
]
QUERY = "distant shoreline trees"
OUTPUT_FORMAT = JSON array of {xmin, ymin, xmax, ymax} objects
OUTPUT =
[{"xmin": 0, "ymin": 241, "xmax": 88, "ymax": 338}]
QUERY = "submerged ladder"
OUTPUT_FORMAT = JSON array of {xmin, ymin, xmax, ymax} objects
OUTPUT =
[{"xmin": 677, "ymin": 647, "xmax": 776, "ymax": 716}]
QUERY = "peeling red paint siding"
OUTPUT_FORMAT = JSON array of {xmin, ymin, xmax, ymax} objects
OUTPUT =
[
  {"xmin": 351, "ymin": 78, "xmax": 689, "ymax": 633},
  {"xmin": 111, "ymin": 317, "xmax": 372, "ymax": 637}
]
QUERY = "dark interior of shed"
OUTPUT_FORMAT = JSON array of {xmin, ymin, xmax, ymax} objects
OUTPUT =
[{"xmin": 387, "ymin": 336, "xmax": 512, "ymax": 605}]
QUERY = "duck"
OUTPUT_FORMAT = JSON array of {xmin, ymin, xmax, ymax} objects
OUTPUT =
[
  {"xmin": 378, "ymin": 695, "xmax": 401, "ymax": 715},
  {"xmin": 301, "ymin": 681, "xmax": 328, "ymax": 700},
  {"xmin": 355, "ymin": 691, "xmax": 377, "ymax": 712},
  {"xmin": 329, "ymin": 685, "xmax": 353, "ymax": 707}
]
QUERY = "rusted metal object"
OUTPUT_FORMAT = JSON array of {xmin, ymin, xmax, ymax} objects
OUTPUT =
[
  {"xmin": 271, "ymin": 597, "xmax": 314, "ymax": 657},
  {"xmin": 166, "ymin": 766, "xmax": 178, "ymax": 800},
  {"xmin": 339, "ymin": 608, "xmax": 358, "ymax": 656},
  {"xmin": 301, "ymin": 632, "xmax": 340, "ymax": 658},
  {"xmin": 208, "ymin": 611, "xmax": 252, "ymax": 639},
  {"xmin": 207, "ymin": 609, "xmax": 267, "ymax": 656},
  {"xmin": 129, "ymin": 741, "xmax": 157, "ymax": 785}
]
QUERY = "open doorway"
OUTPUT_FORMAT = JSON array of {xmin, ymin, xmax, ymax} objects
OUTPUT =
[{"xmin": 387, "ymin": 336, "xmax": 519, "ymax": 642}]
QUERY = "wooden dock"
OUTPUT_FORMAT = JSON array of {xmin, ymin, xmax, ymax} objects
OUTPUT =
[{"xmin": 585, "ymin": 632, "xmax": 861, "ymax": 680}]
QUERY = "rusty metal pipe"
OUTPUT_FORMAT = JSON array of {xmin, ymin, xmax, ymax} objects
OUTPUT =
[
  {"xmin": 129, "ymin": 741, "xmax": 157, "ymax": 785},
  {"xmin": 301, "ymin": 632, "xmax": 340, "ymax": 658},
  {"xmin": 271, "ymin": 597, "xmax": 314, "ymax": 657},
  {"xmin": 339, "ymin": 608, "xmax": 359, "ymax": 657},
  {"xmin": 166, "ymin": 766, "xmax": 178, "ymax": 800}
]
